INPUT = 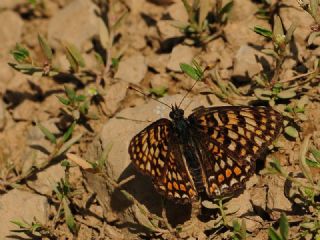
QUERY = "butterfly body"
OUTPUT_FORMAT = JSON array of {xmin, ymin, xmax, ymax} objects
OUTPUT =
[
  {"xmin": 128, "ymin": 104, "xmax": 283, "ymax": 204},
  {"xmin": 169, "ymin": 105, "xmax": 205, "ymax": 194}
]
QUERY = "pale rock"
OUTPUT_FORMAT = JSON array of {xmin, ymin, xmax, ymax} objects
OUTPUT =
[
  {"xmin": 150, "ymin": 74, "xmax": 170, "ymax": 89},
  {"xmin": 130, "ymin": 33, "xmax": 147, "ymax": 50},
  {"xmin": 229, "ymin": 0, "xmax": 257, "ymax": 22},
  {"xmin": 225, "ymin": 190, "xmax": 252, "ymax": 217},
  {"xmin": 157, "ymin": 20, "xmax": 183, "ymax": 39},
  {"xmin": 127, "ymin": 0, "xmax": 144, "ymax": 15},
  {"xmin": 11, "ymin": 100, "xmax": 36, "ymax": 121},
  {"xmin": 103, "ymin": 81, "xmax": 128, "ymax": 115},
  {"xmin": 27, "ymin": 164, "xmax": 65, "ymax": 195},
  {"xmin": 167, "ymin": 1, "xmax": 189, "ymax": 22},
  {"xmin": 0, "ymin": 0, "xmax": 24, "ymax": 9},
  {"xmin": 0, "ymin": 189, "xmax": 48, "ymax": 238},
  {"xmin": 114, "ymin": 54, "xmax": 147, "ymax": 84},
  {"xmin": 225, "ymin": 0, "xmax": 267, "ymax": 50},
  {"xmin": 0, "ymin": 56, "xmax": 14, "ymax": 93},
  {"xmin": 250, "ymin": 186, "xmax": 267, "ymax": 211},
  {"xmin": 48, "ymin": 0, "xmax": 99, "ymax": 50},
  {"xmin": 167, "ymin": 45, "xmax": 196, "ymax": 72},
  {"xmin": 224, "ymin": 18, "xmax": 269, "ymax": 50},
  {"xmin": 233, "ymin": 45, "xmax": 266, "ymax": 81},
  {"xmin": 202, "ymin": 38, "xmax": 233, "ymax": 69},
  {"xmin": 266, "ymin": 175, "xmax": 291, "ymax": 220},
  {"xmin": 0, "ymin": 11, "xmax": 23, "ymax": 52},
  {"xmin": 146, "ymin": 53, "xmax": 170, "ymax": 73}
]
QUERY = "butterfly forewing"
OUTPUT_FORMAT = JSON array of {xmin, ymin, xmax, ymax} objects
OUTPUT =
[
  {"xmin": 128, "ymin": 119, "xmax": 197, "ymax": 203},
  {"xmin": 188, "ymin": 106, "xmax": 283, "ymax": 197}
]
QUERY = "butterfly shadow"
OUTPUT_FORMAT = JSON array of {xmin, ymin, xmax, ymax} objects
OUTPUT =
[{"xmin": 110, "ymin": 163, "xmax": 192, "ymax": 230}]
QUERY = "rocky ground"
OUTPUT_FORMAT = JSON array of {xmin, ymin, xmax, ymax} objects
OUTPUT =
[{"xmin": 0, "ymin": 0, "xmax": 320, "ymax": 239}]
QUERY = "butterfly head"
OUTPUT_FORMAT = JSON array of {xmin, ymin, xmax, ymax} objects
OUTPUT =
[{"xmin": 169, "ymin": 104, "xmax": 184, "ymax": 120}]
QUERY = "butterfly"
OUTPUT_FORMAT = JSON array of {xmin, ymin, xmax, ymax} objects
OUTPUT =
[{"xmin": 128, "ymin": 104, "xmax": 283, "ymax": 204}]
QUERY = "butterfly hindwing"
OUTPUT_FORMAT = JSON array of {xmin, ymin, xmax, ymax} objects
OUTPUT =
[
  {"xmin": 128, "ymin": 119, "xmax": 197, "ymax": 203},
  {"xmin": 188, "ymin": 106, "xmax": 283, "ymax": 197}
]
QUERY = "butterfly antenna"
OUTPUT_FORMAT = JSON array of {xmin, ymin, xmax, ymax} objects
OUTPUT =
[
  {"xmin": 128, "ymin": 86, "xmax": 172, "ymax": 109},
  {"xmin": 178, "ymin": 79, "xmax": 199, "ymax": 109}
]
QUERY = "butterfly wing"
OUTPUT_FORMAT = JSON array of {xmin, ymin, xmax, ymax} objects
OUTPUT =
[
  {"xmin": 188, "ymin": 106, "xmax": 283, "ymax": 197},
  {"xmin": 128, "ymin": 119, "xmax": 197, "ymax": 203}
]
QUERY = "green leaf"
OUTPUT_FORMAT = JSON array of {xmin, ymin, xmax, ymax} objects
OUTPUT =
[
  {"xmin": 253, "ymin": 26, "xmax": 273, "ymax": 38},
  {"xmin": 268, "ymin": 227, "xmax": 282, "ymax": 240},
  {"xmin": 181, "ymin": 0, "xmax": 195, "ymax": 24},
  {"xmin": 240, "ymin": 219, "xmax": 247, "ymax": 239},
  {"xmin": 277, "ymin": 90, "xmax": 296, "ymax": 99},
  {"xmin": 62, "ymin": 198, "xmax": 77, "ymax": 233},
  {"xmin": 61, "ymin": 159, "xmax": 71, "ymax": 167},
  {"xmin": 202, "ymin": 200, "xmax": 220, "ymax": 209},
  {"xmin": 180, "ymin": 62, "xmax": 203, "ymax": 81},
  {"xmin": 270, "ymin": 158, "xmax": 283, "ymax": 174},
  {"xmin": 111, "ymin": 10, "xmax": 129, "ymax": 32},
  {"xmin": 75, "ymin": 94, "xmax": 86, "ymax": 102},
  {"xmin": 11, "ymin": 220, "xmax": 29, "ymax": 228},
  {"xmin": 233, "ymin": 219, "xmax": 241, "ymax": 232},
  {"xmin": 64, "ymin": 86, "xmax": 76, "ymax": 101},
  {"xmin": 27, "ymin": 0, "xmax": 37, "ymax": 5},
  {"xmin": 38, "ymin": 34, "xmax": 53, "ymax": 61},
  {"xmin": 279, "ymin": 213, "xmax": 289, "ymax": 240},
  {"xmin": 55, "ymin": 133, "xmax": 82, "ymax": 157},
  {"xmin": 284, "ymin": 126, "xmax": 299, "ymax": 138},
  {"xmin": 56, "ymin": 96, "xmax": 71, "ymax": 105},
  {"xmin": 306, "ymin": 158, "xmax": 320, "ymax": 168},
  {"xmin": 261, "ymin": 48, "xmax": 280, "ymax": 59},
  {"xmin": 79, "ymin": 101, "xmax": 89, "ymax": 115},
  {"xmin": 219, "ymin": 1, "xmax": 234, "ymax": 16},
  {"xmin": 65, "ymin": 43, "xmax": 85, "ymax": 72},
  {"xmin": 37, "ymin": 122, "xmax": 57, "ymax": 144},
  {"xmin": 62, "ymin": 121, "xmax": 76, "ymax": 143},
  {"xmin": 273, "ymin": 15, "xmax": 284, "ymax": 38},
  {"xmin": 285, "ymin": 22, "xmax": 297, "ymax": 44},
  {"xmin": 310, "ymin": 146, "xmax": 320, "ymax": 162},
  {"xmin": 254, "ymin": 88, "xmax": 272, "ymax": 100},
  {"xmin": 11, "ymin": 44, "xmax": 30, "ymax": 63},
  {"xmin": 149, "ymin": 86, "xmax": 168, "ymax": 97},
  {"xmin": 94, "ymin": 52, "xmax": 105, "ymax": 66},
  {"xmin": 299, "ymin": 134, "xmax": 314, "ymax": 183},
  {"xmin": 111, "ymin": 57, "xmax": 120, "ymax": 69},
  {"xmin": 310, "ymin": 0, "xmax": 319, "ymax": 19}
]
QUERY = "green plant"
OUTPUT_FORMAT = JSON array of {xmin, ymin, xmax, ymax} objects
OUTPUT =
[
  {"xmin": 265, "ymin": 136, "xmax": 320, "ymax": 239},
  {"xmin": 255, "ymin": 0, "xmax": 283, "ymax": 20},
  {"xmin": 149, "ymin": 86, "xmax": 168, "ymax": 97},
  {"xmin": 232, "ymin": 219, "xmax": 247, "ymax": 240},
  {"xmin": 53, "ymin": 176, "xmax": 78, "ymax": 233},
  {"xmin": 0, "ymin": 119, "xmax": 82, "ymax": 190},
  {"xmin": 172, "ymin": 0, "xmax": 233, "ymax": 44},
  {"xmin": 254, "ymin": 15, "xmax": 297, "ymax": 85},
  {"xmin": 297, "ymin": 0, "xmax": 320, "ymax": 45},
  {"xmin": 10, "ymin": 34, "xmax": 58, "ymax": 77},
  {"xmin": 11, "ymin": 218, "xmax": 54, "ymax": 239},
  {"xmin": 268, "ymin": 213, "xmax": 289, "ymax": 240},
  {"xmin": 94, "ymin": 1, "xmax": 128, "ymax": 86},
  {"xmin": 57, "ymin": 86, "xmax": 98, "ymax": 121}
]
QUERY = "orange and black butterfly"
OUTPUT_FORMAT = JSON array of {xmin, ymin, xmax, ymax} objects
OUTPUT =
[{"xmin": 128, "ymin": 104, "xmax": 283, "ymax": 204}]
